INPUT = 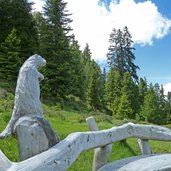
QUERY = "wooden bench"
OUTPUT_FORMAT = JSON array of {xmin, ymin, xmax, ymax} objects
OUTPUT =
[
  {"xmin": 1, "ymin": 116, "xmax": 171, "ymax": 171},
  {"xmin": 98, "ymin": 154, "xmax": 171, "ymax": 171},
  {"xmin": 86, "ymin": 117, "xmax": 171, "ymax": 171}
]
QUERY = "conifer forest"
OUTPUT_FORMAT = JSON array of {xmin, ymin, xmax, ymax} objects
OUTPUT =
[{"xmin": 0, "ymin": 0, "xmax": 171, "ymax": 125}]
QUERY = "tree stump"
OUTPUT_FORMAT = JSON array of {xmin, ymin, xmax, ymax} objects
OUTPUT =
[{"xmin": 14, "ymin": 114, "xmax": 59, "ymax": 161}]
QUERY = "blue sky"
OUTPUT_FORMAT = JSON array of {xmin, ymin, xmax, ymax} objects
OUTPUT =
[
  {"xmin": 32, "ymin": 0, "xmax": 171, "ymax": 93},
  {"xmin": 133, "ymin": 0, "xmax": 171, "ymax": 79},
  {"xmin": 135, "ymin": 34, "xmax": 171, "ymax": 84},
  {"xmin": 133, "ymin": 0, "xmax": 171, "ymax": 92},
  {"xmin": 98, "ymin": 0, "xmax": 171, "ymax": 84}
]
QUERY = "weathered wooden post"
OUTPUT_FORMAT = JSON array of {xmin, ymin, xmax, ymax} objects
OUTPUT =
[
  {"xmin": 14, "ymin": 114, "xmax": 59, "ymax": 161},
  {"xmin": 86, "ymin": 116, "xmax": 112, "ymax": 171},
  {"xmin": 137, "ymin": 139, "xmax": 151, "ymax": 155}
]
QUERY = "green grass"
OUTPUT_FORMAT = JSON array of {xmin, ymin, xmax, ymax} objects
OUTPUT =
[
  {"xmin": 1, "ymin": 88, "xmax": 171, "ymax": 170},
  {"xmin": 1, "ymin": 109, "xmax": 171, "ymax": 170}
]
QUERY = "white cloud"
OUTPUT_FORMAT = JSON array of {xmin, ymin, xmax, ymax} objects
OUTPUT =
[
  {"xmin": 163, "ymin": 83, "xmax": 171, "ymax": 95},
  {"xmin": 32, "ymin": 0, "xmax": 171, "ymax": 61},
  {"xmin": 31, "ymin": 0, "xmax": 45, "ymax": 12},
  {"xmin": 65, "ymin": 0, "xmax": 111, "ymax": 61},
  {"xmin": 108, "ymin": 0, "xmax": 171, "ymax": 45},
  {"xmin": 65, "ymin": 0, "xmax": 171, "ymax": 61}
]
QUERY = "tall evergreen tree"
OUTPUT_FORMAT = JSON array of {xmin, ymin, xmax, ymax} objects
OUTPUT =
[
  {"xmin": 119, "ymin": 72, "xmax": 139, "ymax": 119},
  {"xmin": 168, "ymin": 92, "xmax": 171, "ymax": 104},
  {"xmin": 86, "ymin": 60, "xmax": 102, "ymax": 109},
  {"xmin": 100, "ymin": 67, "xmax": 106, "ymax": 107},
  {"xmin": 117, "ymin": 93, "xmax": 133, "ymax": 119},
  {"xmin": 33, "ymin": 12, "xmax": 46, "ymax": 54},
  {"xmin": 104, "ymin": 68, "xmax": 122, "ymax": 114},
  {"xmin": 104, "ymin": 68, "xmax": 115, "ymax": 110},
  {"xmin": 138, "ymin": 77, "xmax": 148, "ymax": 108},
  {"xmin": 40, "ymin": 0, "xmax": 73, "ymax": 98},
  {"xmin": 81, "ymin": 43, "xmax": 92, "ymax": 64},
  {"xmin": 153, "ymin": 83, "xmax": 167, "ymax": 122},
  {"xmin": 0, "ymin": 0, "xmax": 38, "ymax": 59},
  {"xmin": 80, "ymin": 44, "xmax": 104, "ymax": 109},
  {"xmin": 166, "ymin": 91, "xmax": 171, "ymax": 122},
  {"xmin": 158, "ymin": 85, "xmax": 167, "ymax": 122},
  {"xmin": 0, "ymin": 28, "xmax": 21, "ymax": 81},
  {"xmin": 107, "ymin": 26, "xmax": 139, "ymax": 81},
  {"xmin": 140, "ymin": 85, "xmax": 161, "ymax": 123},
  {"xmin": 159, "ymin": 85, "xmax": 166, "ymax": 110},
  {"xmin": 102, "ymin": 67, "xmax": 107, "ymax": 82},
  {"xmin": 154, "ymin": 83, "xmax": 160, "ymax": 98},
  {"xmin": 81, "ymin": 44, "xmax": 92, "ymax": 101},
  {"xmin": 69, "ymin": 37, "xmax": 85, "ymax": 100}
]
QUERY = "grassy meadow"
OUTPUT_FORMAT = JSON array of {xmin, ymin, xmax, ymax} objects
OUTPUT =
[{"xmin": 1, "ymin": 87, "xmax": 171, "ymax": 170}]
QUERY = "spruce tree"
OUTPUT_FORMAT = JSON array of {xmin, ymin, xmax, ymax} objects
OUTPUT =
[
  {"xmin": 119, "ymin": 72, "xmax": 139, "ymax": 119},
  {"xmin": 0, "ymin": 0, "xmax": 38, "ymax": 59},
  {"xmin": 82, "ymin": 43, "xmax": 92, "ymax": 63},
  {"xmin": 33, "ymin": 12, "xmax": 46, "ymax": 53},
  {"xmin": 80, "ymin": 44, "xmax": 104, "ymax": 109},
  {"xmin": 138, "ymin": 77, "xmax": 148, "ymax": 108},
  {"xmin": 81, "ymin": 44, "xmax": 92, "ymax": 101},
  {"xmin": 69, "ymin": 37, "xmax": 85, "ymax": 100},
  {"xmin": 159, "ymin": 85, "xmax": 166, "ymax": 110},
  {"xmin": 104, "ymin": 68, "xmax": 115, "ymax": 110},
  {"xmin": 0, "ymin": 28, "xmax": 21, "ymax": 81},
  {"xmin": 158, "ymin": 85, "xmax": 167, "ymax": 122},
  {"xmin": 153, "ymin": 83, "xmax": 167, "ymax": 123},
  {"xmin": 166, "ymin": 92, "xmax": 171, "ymax": 122},
  {"xmin": 41, "ymin": 0, "xmax": 73, "ymax": 98},
  {"xmin": 168, "ymin": 92, "xmax": 171, "ymax": 104},
  {"xmin": 86, "ymin": 60, "xmax": 102, "ymax": 110},
  {"xmin": 140, "ymin": 85, "xmax": 160, "ymax": 123},
  {"xmin": 105, "ymin": 68, "xmax": 122, "ymax": 114},
  {"xmin": 117, "ymin": 93, "xmax": 133, "ymax": 119},
  {"xmin": 100, "ymin": 67, "xmax": 106, "ymax": 107},
  {"xmin": 107, "ymin": 26, "xmax": 139, "ymax": 81}
]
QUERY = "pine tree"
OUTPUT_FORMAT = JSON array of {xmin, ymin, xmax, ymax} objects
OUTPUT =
[
  {"xmin": 159, "ymin": 85, "xmax": 166, "ymax": 110},
  {"xmin": 100, "ymin": 67, "xmax": 106, "ymax": 107},
  {"xmin": 33, "ymin": 12, "xmax": 46, "ymax": 54},
  {"xmin": 82, "ymin": 43, "xmax": 92, "ymax": 63},
  {"xmin": 86, "ymin": 60, "xmax": 102, "ymax": 109},
  {"xmin": 40, "ymin": 0, "xmax": 73, "ymax": 98},
  {"xmin": 158, "ymin": 85, "xmax": 167, "ymax": 122},
  {"xmin": 138, "ymin": 77, "xmax": 148, "ymax": 107},
  {"xmin": 153, "ymin": 83, "xmax": 167, "ymax": 123},
  {"xmin": 80, "ymin": 44, "xmax": 104, "ymax": 109},
  {"xmin": 0, "ymin": 0, "xmax": 38, "ymax": 59},
  {"xmin": 104, "ymin": 68, "xmax": 115, "ymax": 110},
  {"xmin": 81, "ymin": 44, "xmax": 92, "ymax": 101},
  {"xmin": 166, "ymin": 92, "xmax": 171, "ymax": 122},
  {"xmin": 0, "ymin": 28, "xmax": 21, "ymax": 81},
  {"xmin": 123, "ymin": 26, "xmax": 139, "ymax": 80},
  {"xmin": 119, "ymin": 72, "xmax": 139, "ymax": 119},
  {"xmin": 105, "ymin": 68, "xmax": 122, "ymax": 114},
  {"xmin": 0, "ymin": 0, "xmax": 11, "ymax": 43},
  {"xmin": 117, "ymin": 93, "xmax": 133, "ymax": 119},
  {"xmin": 168, "ymin": 92, "xmax": 171, "ymax": 104},
  {"xmin": 137, "ymin": 77, "xmax": 148, "ymax": 119},
  {"xmin": 69, "ymin": 37, "xmax": 85, "ymax": 100},
  {"xmin": 140, "ymin": 85, "xmax": 161, "ymax": 123},
  {"xmin": 107, "ymin": 26, "xmax": 139, "ymax": 81}
]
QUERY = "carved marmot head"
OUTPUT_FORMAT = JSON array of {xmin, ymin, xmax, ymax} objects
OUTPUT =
[{"xmin": 27, "ymin": 54, "xmax": 46, "ymax": 67}]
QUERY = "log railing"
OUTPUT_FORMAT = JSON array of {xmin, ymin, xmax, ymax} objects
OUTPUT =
[{"xmin": 1, "ymin": 117, "xmax": 171, "ymax": 171}]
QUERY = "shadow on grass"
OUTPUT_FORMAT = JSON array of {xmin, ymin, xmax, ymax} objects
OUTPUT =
[{"xmin": 120, "ymin": 140, "xmax": 137, "ymax": 156}]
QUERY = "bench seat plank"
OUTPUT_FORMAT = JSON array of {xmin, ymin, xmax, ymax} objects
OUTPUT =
[{"xmin": 98, "ymin": 154, "xmax": 171, "ymax": 171}]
